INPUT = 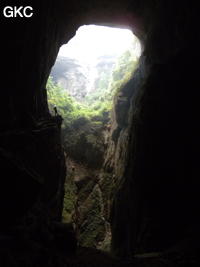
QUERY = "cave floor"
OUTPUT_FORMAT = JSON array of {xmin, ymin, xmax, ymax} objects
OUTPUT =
[{"xmin": 1, "ymin": 244, "xmax": 199, "ymax": 267}]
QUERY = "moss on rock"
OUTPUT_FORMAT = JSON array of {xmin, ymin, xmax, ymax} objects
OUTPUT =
[
  {"xmin": 78, "ymin": 185, "xmax": 106, "ymax": 248},
  {"xmin": 62, "ymin": 172, "xmax": 77, "ymax": 223}
]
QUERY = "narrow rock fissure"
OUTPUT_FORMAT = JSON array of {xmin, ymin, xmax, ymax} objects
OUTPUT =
[{"xmin": 47, "ymin": 24, "xmax": 141, "ymax": 251}]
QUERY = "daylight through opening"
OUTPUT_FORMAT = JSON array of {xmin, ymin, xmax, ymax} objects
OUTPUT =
[{"xmin": 47, "ymin": 24, "xmax": 141, "ymax": 250}]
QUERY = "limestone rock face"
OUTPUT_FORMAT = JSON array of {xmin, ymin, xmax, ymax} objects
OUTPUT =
[
  {"xmin": 64, "ymin": 118, "xmax": 105, "ymax": 169},
  {"xmin": 51, "ymin": 56, "xmax": 89, "ymax": 101},
  {"xmin": 50, "ymin": 54, "xmax": 116, "ymax": 102},
  {"xmin": 62, "ymin": 116, "xmax": 110, "ymax": 249},
  {"xmin": 109, "ymin": 2, "xmax": 200, "ymax": 258}
]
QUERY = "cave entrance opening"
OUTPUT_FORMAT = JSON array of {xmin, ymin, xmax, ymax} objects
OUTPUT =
[{"xmin": 47, "ymin": 24, "xmax": 141, "ymax": 251}]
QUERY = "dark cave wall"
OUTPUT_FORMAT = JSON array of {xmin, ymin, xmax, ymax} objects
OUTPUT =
[
  {"xmin": 1, "ymin": 1, "xmax": 62, "ymax": 128},
  {"xmin": 0, "ymin": 1, "xmax": 68, "ymax": 227},
  {"xmin": 111, "ymin": 1, "xmax": 200, "ymax": 256},
  {"xmin": 1, "ymin": 0, "xmax": 200, "ymax": 258},
  {"xmin": 0, "ymin": 0, "xmax": 145, "ymax": 231}
]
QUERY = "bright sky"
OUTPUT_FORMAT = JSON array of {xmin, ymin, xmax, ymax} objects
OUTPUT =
[{"xmin": 58, "ymin": 25, "xmax": 141, "ymax": 63}]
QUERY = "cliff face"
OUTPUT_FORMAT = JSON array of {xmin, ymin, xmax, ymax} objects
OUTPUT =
[
  {"xmin": 99, "ymin": 55, "xmax": 147, "ymax": 253},
  {"xmin": 109, "ymin": 2, "xmax": 200, "ymax": 257},
  {"xmin": 51, "ymin": 56, "xmax": 89, "ymax": 101},
  {"xmin": 50, "ymin": 55, "xmax": 116, "ymax": 102},
  {"xmin": 1, "ymin": 0, "xmax": 200, "ymax": 264}
]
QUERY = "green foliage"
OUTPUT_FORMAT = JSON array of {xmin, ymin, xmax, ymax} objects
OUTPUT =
[
  {"xmin": 47, "ymin": 48, "xmax": 139, "ymax": 129},
  {"xmin": 47, "ymin": 76, "xmax": 111, "ymax": 128},
  {"xmin": 78, "ymin": 187, "xmax": 106, "ymax": 247},
  {"xmin": 108, "ymin": 49, "xmax": 139, "ymax": 96},
  {"xmin": 84, "ymin": 49, "xmax": 138, "ymax": 113},
  {"xmin": 62, "ymin": 171, "xmax": 77, "ymax": 223},
  {"xmin": 47, "ymin": 76, "xmax": 77, "ymax": 126}
]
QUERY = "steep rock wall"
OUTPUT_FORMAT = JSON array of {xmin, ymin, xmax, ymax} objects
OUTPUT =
[{"xmin": 110, "ymin": 0, "xmax": 200, "ymax": 258}]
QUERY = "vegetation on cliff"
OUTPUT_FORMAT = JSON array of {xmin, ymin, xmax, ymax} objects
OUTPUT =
[
  {"xmin": 47, "ymin": 76, "xmax": 110, "ymax": 129},
  {"xmin": 47, "ymin": 48, "xmax": 138, "ymax": 128},
  {"xmin": 47, "ymin": 46, "xmax": 140, "ymax": 250}
]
